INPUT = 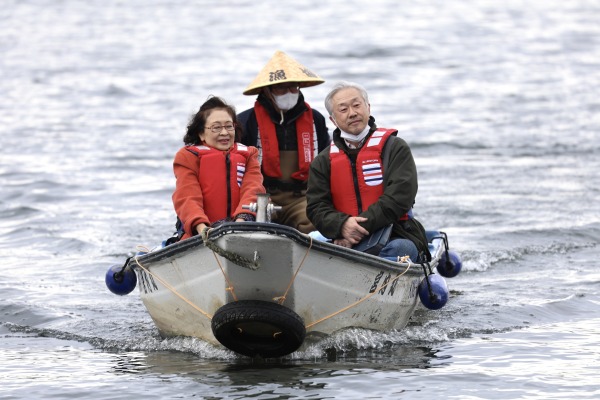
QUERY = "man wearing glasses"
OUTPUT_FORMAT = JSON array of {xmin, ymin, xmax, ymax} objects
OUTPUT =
[{"xmin": 238, "ymin": 51, "xmax": 330, "ymax": 234}]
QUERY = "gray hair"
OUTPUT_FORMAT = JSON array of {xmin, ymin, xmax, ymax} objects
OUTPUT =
[{"xmin": 324, "ymin": 81, "xmax": 370, "ymax": 116}]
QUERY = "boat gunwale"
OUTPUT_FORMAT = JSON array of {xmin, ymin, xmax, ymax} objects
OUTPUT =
[{"xmin": 129, "ymin": 222, "xmax": 441, "ymax": 276}]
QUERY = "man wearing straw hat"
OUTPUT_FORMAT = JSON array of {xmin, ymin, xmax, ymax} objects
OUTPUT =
[{"xmin": 238, "ymin": 50, "xmax": 330, "ymax": 234}]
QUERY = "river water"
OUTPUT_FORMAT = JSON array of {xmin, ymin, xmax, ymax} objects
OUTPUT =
[{"xmin": 1, "ymin": 0, "xmax": 599, "ymax": 399}]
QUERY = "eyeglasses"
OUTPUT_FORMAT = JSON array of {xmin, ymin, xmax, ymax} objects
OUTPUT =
[
  {"xmin": 270, "ymin": 84, "xmax": 300, "ymax": 96},
  {"xmin": 207, "ymin": 123, "xmax": 235, "ymax": 134}
]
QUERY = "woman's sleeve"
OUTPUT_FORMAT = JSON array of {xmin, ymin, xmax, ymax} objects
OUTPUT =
[{"xmin": 172, "ymin": 148, "xmax": 209, "ymax": 235}]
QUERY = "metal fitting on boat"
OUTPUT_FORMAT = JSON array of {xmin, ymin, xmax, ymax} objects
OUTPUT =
[{"xmin": 242, "ymin": 193, "xmax": 282, "ymax": 223}]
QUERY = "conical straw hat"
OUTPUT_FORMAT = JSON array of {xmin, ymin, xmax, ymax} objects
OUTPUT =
[{"xmin": 243, "ymin": 50, "xmax": 324, "ymax": 95}]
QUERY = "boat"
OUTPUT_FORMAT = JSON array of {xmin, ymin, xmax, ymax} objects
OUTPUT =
[{"xmin": 106, "ymin": 195, "xmax": 462, "ymax": 358}]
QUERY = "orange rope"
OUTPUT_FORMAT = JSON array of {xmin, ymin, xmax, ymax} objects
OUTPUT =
[
  {"xmin": 211, "ymin": 251, "xmax": 239, "ymax": 302},
  {"xmin": 305, "ymin": 257, "xmax": 412, "ymax": 329},
  {"xmin": 133, "ymin": 255, "xmax": 213, "ymax": 320},
  {"xmin": 274, "ymin": 236, "xmax": 314, "ymax": 305}
]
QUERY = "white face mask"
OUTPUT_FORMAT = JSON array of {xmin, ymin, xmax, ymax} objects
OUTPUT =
[
  {"xmin": 332, "ymin": 115, "xmax": 371, "ymax": 144},
  {"xmin": 339, "ymin": 124, "xmax": 371, "ymax": 146},
  {"xmin": 273, "ymin": 92, "xmax": 299, "ymax": 111}
]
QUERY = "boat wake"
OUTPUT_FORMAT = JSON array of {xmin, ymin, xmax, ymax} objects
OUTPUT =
[
  {"xmin": 2, "ymin": 317, "xmax": 472, "ymax": 362},
  {"xmin": 460, "ymin": 239, "xmax": 598, "ymax": 272},
  {"xmin": 7, "ymin": 289, "xmax": 597, "ymax": 362}
]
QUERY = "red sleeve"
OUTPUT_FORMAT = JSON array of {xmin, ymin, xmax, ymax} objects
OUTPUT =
[{"xmin": 172, "ymin": 147, "xmax": 209, "ymax": 237}]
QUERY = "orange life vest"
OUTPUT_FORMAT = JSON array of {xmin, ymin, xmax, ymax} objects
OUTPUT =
[
  {"xmin": 253, "ymin": 102, "xmax": 315, "ymax": 182},
  {"xmin": 329, "ymin": 128, "xmax": 407, "ymax": 220},
  {"xmin": 188, "ymin": 143, "xmax": 251, "ymax": 222}
]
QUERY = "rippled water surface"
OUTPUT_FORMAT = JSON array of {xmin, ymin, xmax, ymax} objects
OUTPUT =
[{"xmin": 1, "ymin": 0, "xmax": 599, "ymax": 399}]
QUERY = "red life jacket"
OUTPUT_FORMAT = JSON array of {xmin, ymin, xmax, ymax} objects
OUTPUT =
[
  {"xmin": 253, "ymin": 102, "xmax": 315, "ymax": 182},
  {"xmin": 329, "ymin": 128, "xmax": 407, "ymax": 220},
  {"xmin": 188, "ymin": 143, "xmax": 251, "ymax": 222}
]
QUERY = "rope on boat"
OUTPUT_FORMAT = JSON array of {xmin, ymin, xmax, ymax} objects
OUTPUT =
[
  {"xmin": 201, "ymin": 227, "xmax": 260, "ymax": 270},
  {"xmin": 305, "ymin": 256, "xmax": 412, "ymax": 329},
  {"xmin": 133, "ymin": 247, "xmax": 213, "ymax": 320},
  {"xmin": 273, "ymin": 236, "xmax": 314, "ymax": 305},
  {"xmin": 211, "ymin": 250, "xmax": 238, "ymax": 302}
]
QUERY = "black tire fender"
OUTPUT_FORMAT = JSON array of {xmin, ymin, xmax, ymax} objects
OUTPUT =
[{"xmin": 211, "ymin": 300, "xmax": 306, "ymax": 358}]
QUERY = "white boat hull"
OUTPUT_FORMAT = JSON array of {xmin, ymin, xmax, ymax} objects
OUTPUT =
[{"xmin": 129, "ymin": 223, "xmax": 446, "ymax": 355}]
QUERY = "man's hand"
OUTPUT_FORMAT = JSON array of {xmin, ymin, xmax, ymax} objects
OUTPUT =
[
  {"xmin": 334, "ymin": 238, "xmax": 352, "ymax": 248},
  {"xmin": 340, "ymin": 216, "xmax": 369, "ymax": 245}
]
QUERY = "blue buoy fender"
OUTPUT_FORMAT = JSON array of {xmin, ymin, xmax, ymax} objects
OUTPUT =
[
  {"xmin": 418, "ymin": 273, "xmax": 449, "ymax": 310},
  {"xmin": 438, "ymin": 250, "xmax": 462, "ymax": 278},
  {"xmin": 105, "ymin": 263, "xmax": 137, "ymax": 295}
]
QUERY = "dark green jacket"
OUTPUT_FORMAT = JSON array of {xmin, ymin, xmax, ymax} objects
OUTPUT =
[{"xmin": 306, "ymin": 117, "xmax": 430, "ymax": 259}]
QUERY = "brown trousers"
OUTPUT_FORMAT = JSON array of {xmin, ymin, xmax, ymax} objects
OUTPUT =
[{"xmin": 269, "ymin": 190, "xmax": 315, "ymax": 234}]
